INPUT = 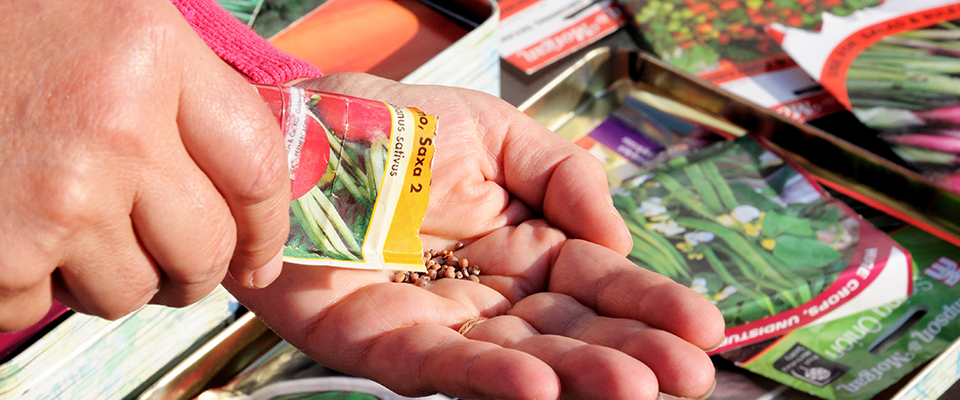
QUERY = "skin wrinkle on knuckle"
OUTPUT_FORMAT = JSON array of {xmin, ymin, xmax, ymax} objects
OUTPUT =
[
  {"xmin": 541, "ymin": 153, "xmax": 584, "ymax": 216},
  {"xmin": 450, "ymin": 344, "xmax": 495, "ymax": 398},
  {"xmin": 86, "ymin": 276, "xmax": 156, "ymax": 320},
  {"xmin": 233, "ymin": 128, "xmax": 288, "ymax": 207},
  {"xmin": 590, "ymin": 267, "xmax": 632, "ymax": 316},
  {"xmin": 197, "ymin": 218, "xmax": 238, "ymax": 281},
  {"xmin": 560, "ymin": 302, "xmax": 595, "ymax": 339},
  {"xmin": 162, "ymin": 213, "xmax": 235, "ymax": 286},
  {"xmin": 232, "ymin": 189, "xmax": 288, "ymax": 252},
  {"xmin": 544, "ymin": 339, "xmax": 588, "ymax": 378},
  {"xmin": 619, "ymin": 326, "xmax": 656, "ymax": 357}
]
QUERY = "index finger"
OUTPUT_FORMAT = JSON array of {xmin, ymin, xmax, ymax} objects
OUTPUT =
[
  {"xmin": 548, "ymin": 239, "xmax": 725, "ymax": 350},
  {"xmin": 499, "ymin": 107, "xmax": 633, "ymax": 255}
]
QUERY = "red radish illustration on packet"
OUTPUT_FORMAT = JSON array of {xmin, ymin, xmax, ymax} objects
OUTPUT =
[
  {"xmin": 768, "ymin": 0, "xmax": 960, "ymax": 194},
  {"xmin": 255, "ymin": 85, "xmax": 393, "ymax": 199},
  {"xmin": 253, "ymin": 84, "xmax": 435, "ymax": 271}
]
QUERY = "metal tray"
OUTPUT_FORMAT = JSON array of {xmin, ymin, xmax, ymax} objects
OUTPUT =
[{"xmin": 519, "ymin": 47, "xmax": 960, "ymax": 246}]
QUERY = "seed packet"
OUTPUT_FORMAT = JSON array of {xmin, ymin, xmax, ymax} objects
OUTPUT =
[
  {"xmin": 722, "ymin": 226, "xmax": 960, "ymax": 400},
  {"xmin": 255, "ymin": 84, "xmax": 435, "ymax": 271},
  {"xmin": 194, "ymin": 341, "xmax": 454, "ymax": 400},
  {"xmin": 616, "ymin": 0, "xmax": 886, "ymax": 123},
  {"xmin": 769, "ymin": 0, "xmax": 960, "ymax": 194},
  {"xmin": 586, "ymin": 103, "xmax": 913, "ymax": 353}
]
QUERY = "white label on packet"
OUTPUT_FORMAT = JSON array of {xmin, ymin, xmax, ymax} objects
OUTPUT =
[
  {"xmin": 771, "ymin": 0, "xmax": 956, "ymax": 81},
  {"xmin": 499, "ymin": 0, "xmax": 622, "ymax": 74},
  {"xmin": 284, "ymin": 86, "xmax": 308, "ymax": 180}
]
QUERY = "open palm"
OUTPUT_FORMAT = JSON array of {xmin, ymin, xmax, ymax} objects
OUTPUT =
[{"xmin": 224, "ymin": 73, "xmax": 724, "ymax": 400}]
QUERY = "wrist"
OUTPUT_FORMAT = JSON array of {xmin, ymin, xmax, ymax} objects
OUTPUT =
[{"xmin": 170, "ymin": 0, "xmax": 322, "ymax": 85}]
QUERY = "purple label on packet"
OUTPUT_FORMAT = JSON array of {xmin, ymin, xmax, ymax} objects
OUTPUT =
[{"xmin": 587, "ymin": 117, "xmax": 666, "ymax": 165}]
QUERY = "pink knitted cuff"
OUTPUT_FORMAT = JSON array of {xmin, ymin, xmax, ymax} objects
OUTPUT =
[{"xmin": 171, "ymin": 0, "xmax": 322, "ymax": 85}]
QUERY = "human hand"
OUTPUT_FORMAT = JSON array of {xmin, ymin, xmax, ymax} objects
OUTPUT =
[
  {"xmin": 0, "ymin": 0, "xmax": 289, "ymax": 331},
  {"xmin": 225, "ymin": 73, "xmax": 725, "ymax": 400}
]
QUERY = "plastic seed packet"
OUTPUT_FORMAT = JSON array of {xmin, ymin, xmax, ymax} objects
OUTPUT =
[
  {"xmin": 255, "ymin": 84, "xmax": 435, "ymax": 272},
  {"xmin": 578, "ymin": 103, "xmax": 913, "ymax": 353},
  {"xmin": 769, "ymin": 0, "xmax": 960, "ymax": 194},
  {"xmin": 723, "ymin": 227, "xmax": 960, "ymax": 400},
  {"xmin": 195, "ymin": 341, "xmax": 453, "ymax": 400}
]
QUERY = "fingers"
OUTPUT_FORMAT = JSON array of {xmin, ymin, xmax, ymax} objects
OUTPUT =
[
  {"xmin": 228, "ymin": 264, "xmax": 554, "ymax": 399},
  {"xmin": 549, "ymin": 239, "xmax": 725, "ymax": 351},
  {"xmin": 175, "ymin": 30, "xmax": 290, "ymax": 289},
  {"xmin": 509, "ymin": 293, "xmax": 717, "ymax": 398},
  {"xmin": 351, "ymin": 324, "xmax": 561, "ymax": 400},
  {"xmin": 127, "ymin": 139, "xmax": 237, "ymax": 307},
  {"xmin": 497, "ymin": 110, "xmax": 633, "ymax": 255},
  {"xmin": 438, "ymin": 220, "xmax": 566, "ymax": 304},
  {"xmin": 464, "ymin": 315, "xmax": 660, "ymax": 400}
]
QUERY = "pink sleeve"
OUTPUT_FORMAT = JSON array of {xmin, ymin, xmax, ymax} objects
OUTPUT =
[{"xmin": 171, "ymin": 0, "xmax": 322, "ymax": 85}]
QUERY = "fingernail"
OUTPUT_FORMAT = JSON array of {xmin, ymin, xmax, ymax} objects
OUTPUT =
[
  {"xmin": 659, "ymin": 378, "xmax": 716, "ymax": 400},
  {"xmin": 693, "ymin": 379, "xmax": 717, "ymax": 400},
  {"xmin": 251, "ymin": 250, "xmax": 284, "ymax": 288},
  {"xmin": 705, "ymin": 337, "xmax": 724, "ymax": 353}
]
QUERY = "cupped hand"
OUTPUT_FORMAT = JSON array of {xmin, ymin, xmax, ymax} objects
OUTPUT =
[
  {"xmin": 0, "ymin": 0, "xmax": 289, "ymax": 331},
  {"xmin": 228, "ymin": 74, "xmax": 725, "ymax": 400}
]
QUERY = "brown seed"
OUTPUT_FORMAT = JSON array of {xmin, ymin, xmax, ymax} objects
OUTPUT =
[{"xmin": 400, "ymin": 248, "xmax": 484, "ymax": 284}]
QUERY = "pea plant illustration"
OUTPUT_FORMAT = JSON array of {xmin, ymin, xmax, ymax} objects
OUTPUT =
[{"xmin": 612, "ymin": 138, "xmax": 858, "ymax": 326}]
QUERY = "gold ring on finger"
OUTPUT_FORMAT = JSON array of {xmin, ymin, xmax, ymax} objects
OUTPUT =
[{"xmin": 457, "ymin": 317, "xmax": 489, "ymax": 336}]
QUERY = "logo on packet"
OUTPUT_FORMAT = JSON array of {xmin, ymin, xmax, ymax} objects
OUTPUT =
[
  {"xmin": 923, "ymin": 257, "xmax": 960, "ymax": 287},
  {"xmin": 774, "ymin": 343, "xmax": 850, "ymax": 387}
]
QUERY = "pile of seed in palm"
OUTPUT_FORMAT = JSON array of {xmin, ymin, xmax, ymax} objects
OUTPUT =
[{"xmin": 392, "ymin": 244, "xmax": 481, "ymax": 286}]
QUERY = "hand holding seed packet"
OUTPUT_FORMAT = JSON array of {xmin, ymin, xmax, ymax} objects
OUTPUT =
[{"xmin": 225, "ymin": 73, "xmax": 726, "ymax": 400}]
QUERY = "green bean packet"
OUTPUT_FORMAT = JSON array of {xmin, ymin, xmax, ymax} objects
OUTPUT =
[
  {"xmin": 594, "ymin": 124, "xmax": 913, "ymax": 354},
  {"xmin": 723, "ymin": 226, "xmax": 960, "ymax": 400}
]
